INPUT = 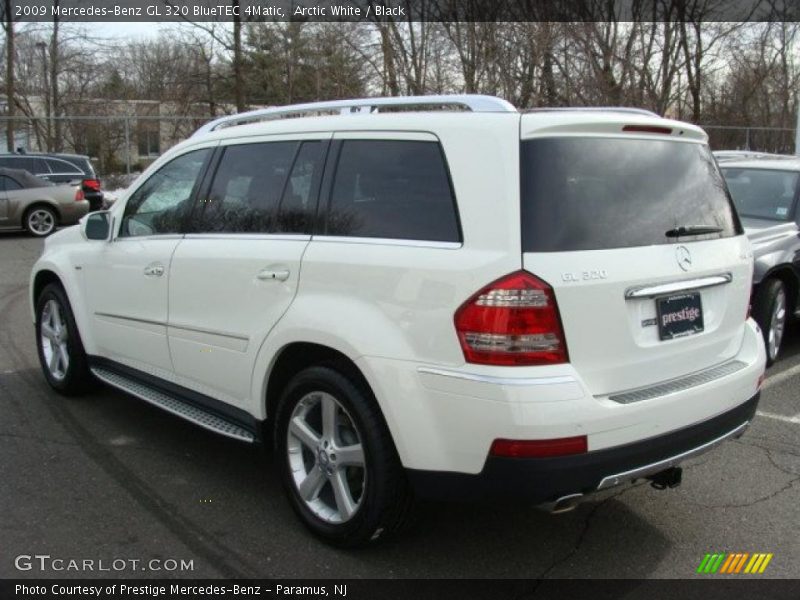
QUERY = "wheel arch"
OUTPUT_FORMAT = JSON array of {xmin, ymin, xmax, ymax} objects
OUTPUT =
[
  {"xmin": 759, "ymin": 265, "xmax": 799, "ymax": 314},
  {"xmin": 264, "ymin": 342, "xmax": 374, "ymax": 426},
  {"xmin": 23, "ymin": 200, "xmax": 61, "ymax": 224}
]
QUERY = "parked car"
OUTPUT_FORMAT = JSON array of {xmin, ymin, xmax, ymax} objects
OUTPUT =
[
  {"xmin": 719, "ymin": 156, "xmax": 800, "ymax": 365},
  {"xmin": 30, "ymin": 96, "xmax": 765, "ymax": 547},
  {"xmin": 0, "ymin": 167, "xmax": 88, "ymax": 236},
  {"xmin": 0, "ymin": 152, "xmax": 104, "ymax": 211}
]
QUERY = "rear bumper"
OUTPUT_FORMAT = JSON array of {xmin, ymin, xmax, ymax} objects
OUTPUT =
[
  {"xmin": 59, "ymin": 200, "xmax": 89, "ymax": 224},
  {"xmin": 407, "ymin": 393, "xmax": 759, "ymax": 503},
  {"xmin": 357, "ymin": 319, "xmax": 765, "ymax": 475}
]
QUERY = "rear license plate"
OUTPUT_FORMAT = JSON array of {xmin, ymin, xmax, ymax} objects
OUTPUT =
[{"xmin": 656, "ymin": 293, "xmax": 704, "ymax": 340}]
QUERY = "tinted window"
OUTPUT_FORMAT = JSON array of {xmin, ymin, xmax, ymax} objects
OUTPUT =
[
  {"xmin": 277, "ymin": 141, "xmax": 325, "ymax": 233},
  {"xmin": 0, "ymin": 175, "xmax": 22, "ymax": 191},
  {"xmin": 45, "ymin": 158, "xmax": 82, "ymax": 175},
  {"xmin": 327, "ymin": 140, "xmax": 460, "ymax": 242},
  {"xmin": 56, "ymin": 156, "xmax": 95, "ymax": 178},
  {"xmin": 721, "ymin": 168, "xmax": 798, "ymax": 222},
  {"xmin": 9, "ymin": 157, "xmax": 48, "ymax": 174},
  {"xmin": 121, "ymin": 148, "xmax": 210, "ymax": 237},
  {"xmin": 520, "ymin": 139, "xmax": 740, "ymax": 252},
  {"xmin": 193, "ymin": 141, "xmax": 297, "ymax": 233}
]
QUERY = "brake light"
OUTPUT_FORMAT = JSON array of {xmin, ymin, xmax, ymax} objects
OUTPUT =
[
  {"xmin": 454, "ymin": 270, "xmax": 568, "ymax": 366},
  {"xmin": 82, "ymin": 178, "xmax": 101, "ymax": 191},
  {"xmin": 622, "ymin": 124, "xmax": 673, "ymax": 135},
  {"xmin": 490, "ymin": 436, "xmax": 587, "ymax": 458},
  {"xmin": 74, "ymin": 188, "xmax": 84, "ymax": 202}
]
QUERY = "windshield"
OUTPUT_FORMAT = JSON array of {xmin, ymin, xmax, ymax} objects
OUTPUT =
[
  {"xmin": 720, "ymin": 168, "xmax": 798, "ymax": 223},
  {"xmin": 520, "ymin": 138, "xmax": 741, "ymax": 252}
]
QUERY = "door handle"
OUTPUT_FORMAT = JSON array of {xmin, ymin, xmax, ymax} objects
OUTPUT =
[
  {"xmin": 257, "ymin": 268, "xmax": 290, "ymax": 282},
  {"xmin": 144, "ymin": 263, "xmax": 165, "ymax": 277}
]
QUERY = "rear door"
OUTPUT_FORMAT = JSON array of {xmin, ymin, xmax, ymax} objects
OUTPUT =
[
  {"xmin": 166, "ymin": 134, "xmax": 329, "ymax": 408},
  {"xmin": 519, "ymin": 133, "xmax": 752, "ymax": 396}
]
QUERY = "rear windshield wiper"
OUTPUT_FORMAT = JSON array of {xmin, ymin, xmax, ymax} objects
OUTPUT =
[{"xmin": 665, "ymin": 225, "xmax": 724, "ymax": 238}]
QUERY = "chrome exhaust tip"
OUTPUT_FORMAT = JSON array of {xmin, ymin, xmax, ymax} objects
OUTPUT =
[{"xmin": 543, "ymin": 493, "xmax": 584, "ymax": 514}]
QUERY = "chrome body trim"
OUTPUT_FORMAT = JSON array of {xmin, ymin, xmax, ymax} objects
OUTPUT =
[
  {"xmin": 596, "ymin": 421, "xmax": 749, "ymax": 490},
  {"xmin": 625, "ymin": 273, "xmax": 733, "ymax": 299},
  {"xmin": 417, "ymin": 366, "xmax": 576, "ymax": 386}
]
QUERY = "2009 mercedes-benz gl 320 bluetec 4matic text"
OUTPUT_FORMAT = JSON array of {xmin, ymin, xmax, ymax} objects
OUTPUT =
[{"xmin": 31, "ymin": 95, "xmax": 766, "ymax": 547}]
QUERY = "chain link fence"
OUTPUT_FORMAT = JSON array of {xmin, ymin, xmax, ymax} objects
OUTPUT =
[{"xmin": 0, "ymin": 115, "xmax": 797, "ymax": 185}]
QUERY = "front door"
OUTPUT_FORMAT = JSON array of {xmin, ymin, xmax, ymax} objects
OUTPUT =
[{"xmin": 81, "ymin": 146, "xmax": 213, "ymax": 376}]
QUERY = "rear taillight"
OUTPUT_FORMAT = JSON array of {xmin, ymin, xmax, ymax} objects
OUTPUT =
[
  {"xmin": 454, "ymin": 270, "xmax": 568, "ymax": 366},
  {"xmin": 82, "ymin": 178, "xmax": 101, "ymax": 191},
  {"xmin": 74, "ymin": 188, "xmax": 84, "ymax": 202}
]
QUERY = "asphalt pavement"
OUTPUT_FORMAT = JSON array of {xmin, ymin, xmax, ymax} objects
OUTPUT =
[{"xmin": 1, "ymin": 230, "xmax": 798, "ymax": 579}]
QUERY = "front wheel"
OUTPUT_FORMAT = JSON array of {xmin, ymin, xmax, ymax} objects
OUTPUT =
[
  {"xmin": 274, "ymin": 366, "xmax": 412, "ymax": 547},
  {"xmin": 752, "ymin": 278, "xmax": 788, "ymax": 367},
  {"xmin": 35, "ymin": 283, "xmax": 93, "ymax": 395}
]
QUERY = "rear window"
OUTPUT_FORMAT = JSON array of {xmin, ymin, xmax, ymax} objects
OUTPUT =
[
  {"xmin": 327, "ymin": 140, "xmax": 460, "ymax": 242},
  {"xmin": 721, "ymin": 168, "xmax": 798, "ymax": 222},
  {"xmin": 520, "ymin": 138, "xmax": 741, "ymax": 252}
]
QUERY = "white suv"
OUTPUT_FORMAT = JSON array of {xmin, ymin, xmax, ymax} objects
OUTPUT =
[{"xmin": 30, "ymin": 95, "xmax": 766, "ymax": 547}]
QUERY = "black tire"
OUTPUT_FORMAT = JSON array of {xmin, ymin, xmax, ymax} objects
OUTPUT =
[
  {"xmin": 751, "ymin": 278, "xmax": 788, "ymax": 367},
  {"xmin": 35, "ymin": 283, "xmax": 93, "ymax": 395},
  {"xmin": 24, "ymin": 205, "xmax": 58, "ymax": 237},
  {"xmin": 274, "ymin": 365, "xmax": 413, "ymax": 547}
]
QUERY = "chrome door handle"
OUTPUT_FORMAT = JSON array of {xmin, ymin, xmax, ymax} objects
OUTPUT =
[
  {"xmin": 144, "ymin": 263, "xmax": 165, "ymax": 277},
  {"xmin": 257, "ymin": 269, "xmax": 290, "ymax": 282}
]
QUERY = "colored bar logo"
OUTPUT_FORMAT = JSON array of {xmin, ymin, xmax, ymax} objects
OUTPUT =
[{"xmin": 697, "ymin": 552, "xmax": 773, "ymax": 574}]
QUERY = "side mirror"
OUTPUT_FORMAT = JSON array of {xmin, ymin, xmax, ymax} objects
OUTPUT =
[{"xmin": 82, "ymin": 211, "xmax": 113, "ymax": 241}]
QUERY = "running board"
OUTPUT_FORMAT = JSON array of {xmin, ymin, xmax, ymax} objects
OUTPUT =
[{"xmin": 91, "ymin": 366, "xmax": 256, "ymax": 443}]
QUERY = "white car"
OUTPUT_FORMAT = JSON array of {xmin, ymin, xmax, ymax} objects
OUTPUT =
[{"xmin": 30, "ymin": 95, "xmax": 766, "ymax": 547}]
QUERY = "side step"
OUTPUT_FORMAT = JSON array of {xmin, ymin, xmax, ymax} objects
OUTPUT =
[{"xmin": 91, "ymin": 366, "xmax": 256, "ymax": 443}]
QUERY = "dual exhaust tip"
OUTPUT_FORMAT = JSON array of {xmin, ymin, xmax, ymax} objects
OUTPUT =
[{"xmin": 542, "ymin": 466, "xmax": 683, "ymax": 514}]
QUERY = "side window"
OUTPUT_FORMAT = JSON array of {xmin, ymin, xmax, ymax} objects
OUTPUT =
[
  {"xmin": 0, "ymin": 175, "xmax": 23, "ymax": 191},
  {"xmin": 121, "ymin": 148, "xmax": 210, "ymax": 238},
  {"xmin": 327, "ymin": 140, "xmax": 460, "ymax": 242},
  {"xmin": 45, "ymin": 158, "xmax": 82, "ymax": 175},
  {"xmin": 193, "ymin": 141, "xmax": 297, "ymax": 234},
  {"xmin": 276, "ymin": 141, "xmax": 325, "ymax": 233}
]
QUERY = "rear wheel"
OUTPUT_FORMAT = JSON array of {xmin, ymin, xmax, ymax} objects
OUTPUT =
[
  {"xmin": 35, "ymin": 283, "xmax": 93, "ymax": 395},
  {"xmin": 752, "ymin": 278, "xmax": 788, "ymax": 366},
  {"xmin": 25, "ymin": 206, "xmax": 57, "ymax": 237},
  {"xmin": 274, "ymin": 365, "xmax": 412, "ymax": 547}
]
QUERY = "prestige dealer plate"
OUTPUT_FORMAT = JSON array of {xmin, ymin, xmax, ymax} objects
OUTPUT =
[{"xmin": 657, "ymin": 292, "xmax": 704, "ymax": 340}]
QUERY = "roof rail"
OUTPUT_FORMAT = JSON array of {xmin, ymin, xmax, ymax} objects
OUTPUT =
[
  {"xmin": 525, "ymin": 107, "xmax": 660, "ymax": 118},
  {"xmin": 192, "ymin": 94, "xmax": 517, "ymax": 137}
]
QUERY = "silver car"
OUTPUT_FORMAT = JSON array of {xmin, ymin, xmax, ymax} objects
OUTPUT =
[
  {"xmin": 719, "ymin": 156, "xmax": 800, "ymax": 364},
  {"xmin": 0, "ymin": 167, "xmax": 89, "ymax": 237}
]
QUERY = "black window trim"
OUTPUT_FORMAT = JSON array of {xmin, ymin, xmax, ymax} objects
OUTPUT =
[{"xmin": 315, "ymin": 136, "xmax": 463, "ymax": 244}]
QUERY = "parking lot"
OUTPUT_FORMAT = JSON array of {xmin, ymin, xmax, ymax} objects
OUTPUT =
[{"xmin": 1, "ymin": 231, "xmax": 798, "ymax": 579}]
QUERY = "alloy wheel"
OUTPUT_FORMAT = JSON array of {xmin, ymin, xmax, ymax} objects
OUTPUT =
[
  {"xmin": 768, "ymin": 287, "xmax": 786, "ymax": 362},
  {"xmin": 40, "ymin": 299, "xmax": 70, "ymax": 380},
  {"xmin": 286, "ymin": 391, "xmax": 366, "ymax": 524},
  {"xmin": 28, "ymin": 209, "xmax": 55, "ymax": 235}
]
